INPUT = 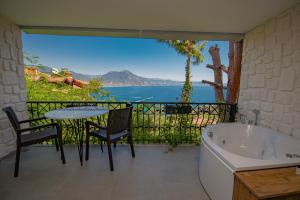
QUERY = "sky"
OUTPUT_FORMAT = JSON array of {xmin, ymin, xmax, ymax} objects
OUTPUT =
[{"xmin": 22, "ymin": 33, "xmax": 229, "ymax": 82}]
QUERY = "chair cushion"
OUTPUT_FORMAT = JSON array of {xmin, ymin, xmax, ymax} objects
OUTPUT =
[
  {"xmin": 90, "ymin": 129, "xmax": 128, "ymax": 141},
  {"xmin": 21, "ymin": 127, "xmax": 58, "ymax": 145}
]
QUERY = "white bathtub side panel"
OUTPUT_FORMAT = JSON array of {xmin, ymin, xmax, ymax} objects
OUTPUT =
[{"xmin": 199, "ymin": 143, "xmax": 234, "ymax": 200}]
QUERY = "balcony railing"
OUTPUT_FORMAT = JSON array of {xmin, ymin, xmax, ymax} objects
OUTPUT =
[{"xmin": 26, "ymin": 101, "xmax": 237, "ymax": 145}]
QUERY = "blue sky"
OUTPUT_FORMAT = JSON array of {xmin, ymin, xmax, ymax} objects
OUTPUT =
[{"xmin": 22, "ymin": 33, "xmax": 229, "ymax": 82}]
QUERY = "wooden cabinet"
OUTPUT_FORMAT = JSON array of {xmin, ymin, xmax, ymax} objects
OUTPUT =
[{"xmin": 233, "ymin": 167, "xmax": 300, "ymax": 200}]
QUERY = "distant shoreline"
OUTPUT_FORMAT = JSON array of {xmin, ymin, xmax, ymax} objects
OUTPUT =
[
  {"xmin": 103, "ymin": 83, "xmax": 209, "ymax": 87},
  {"xmin": 103, "ymin": 85, "xmax": 182, "ymax": 87}
]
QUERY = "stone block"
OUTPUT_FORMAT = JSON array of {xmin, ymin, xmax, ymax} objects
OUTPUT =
[
  {"xmin": 278, "ymin": 123, "xmax": 292, "ymax": 135},
  {"xmin": 17, "ymin": 64, "xmax": 24, "ymax": 77},
  {"xmin": 4, "ymin": 86, "xmax": 12, "ymax": 94},
  {"xmin": 280, "ymin": 55, "xmax": 292, "ymax": 68},
  {"xmin": 248, "ymin": 74, "xmax": 265, "ymax": 88},
  {"xmin": 277, "ymin": 29, "xmax": 292, "ymax": 44},
  {"xmin": 283, "ymin": 113, "xmax": 294, "ymax": 125},
  {"xmin": 272, "ymin": 104, "xmax": 284, "ymax": 121},
  {"xmin": 294, "ymin": 49, "xmax": 300, "ymax": 63},
  {"xmin": 263, "ymin": 51, "xmax": 273, "ymax": 63},
  {"xmin": 0, "ymin": 119, "xmax": 10, "ymax": 129},
  {"xmin": 10, "ymin": 95, "xmax": 19, "ymax": 103},
  {"xmin": 241, "ymin": 63, "xmax": 249, "ymax": 72},
  {"xmin": 248, "ymin": 64, "xmax": 256, "ymax": 75},
  {"xmin": 255, "ymin": 63, "xmax": 266, "ymax": 74},
  {"xmin": 0, "ymin": 44, "xmax": 11, "ymax": 59},
  {"xmin": 4, "ymin": 30, "xmax": 13, "ymax": 44},
  {"xmin": 293, "ymin": 32, "xmax": 300, "ymax": 50},
  {"xmin": 267, "ymin": 78, "xmax": 279, "ymax": 90},
  {"xmin": 260, "ymin": 88, "xmax": 268, "ymax": 100},
  {"xmin": 267, "ymin": 91, "xmax": 276, "ymax": 102},
  {"xmin": 256, "ymin": 45, "xmax": 265, "ymax": 57},
  {"xmin": 240, "ymin": 73, "xmax": 248, "ymax": 89},
  {"xmin": 279, "ymin": 68, "xmax": 295, "ymax": 91},
  {"xmin": 10, "ymin": 46, "xmax": 17, "ymax": 61},
  {"xmin": 2, "ymin": 71, "xmax": 18, "ymax": 85},
  {"xmin": 265, "ymin": 35, "xmax": 276, "ymax": 50},
  {"xmin": 294, "ymin": 113, "xmax": 300, "ymax": 129},
  {"xmin": 261, "ymin": 102, "xmax": 273, "ymax": 112},
  {"xmin": 292, "ymin": 129, "xmax": 300, "ymax": 139},
  {"xmin": 19, "ymin": 91, "xmax": 27, "ymax": 102},
  {"xmin": 273, "ymin": 44, "xmax": 282, "ymax": 61},
  {"xmin": 293, "ymin": 90, "xmax": 300, "ymax": 112},
  {"xmin": 10, "ymin": 61, "xmax": 16, "ymax": 72},
  {"xmin": 2, "ymin": 129, "xmax": 15, "ymax": 143},
  {"xmin": 3, "ymin": 60, "xmax": 10, "ymax": 70},
  {"xmin": 296, "ymin": 78, "xmax": 300, "ymax": 88},
  {"xmin": 265, "ymin": 69, "xmax": 273, "ymax": 79},
  {"xmin": 271, "ymin": 120, "xmax": 280, "ymax": 131},
  {"xmin": 13, "ymin": 85, "xmax": 19, "ymax": 94},
  {"xmin": 282, "ymin": 40, "xmax": 293, "ymax": 56},
  {"xmin": 15, "ymin": 102, "xmax": 26, "ymax": 112},
  {"xmin": 273, "ymin": 64, "xmax": 281, "ymax": 77},
  {"xmin": 284, "ymin": 105, "xmax": 292, "ymax": 113}
]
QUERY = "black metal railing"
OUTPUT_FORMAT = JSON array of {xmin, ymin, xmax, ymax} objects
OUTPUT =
[{"xmin": 26, "ymin": 101, "xmax": 237, "ymax": 145}]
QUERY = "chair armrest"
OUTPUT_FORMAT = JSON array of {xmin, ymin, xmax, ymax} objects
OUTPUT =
[
  {"xmin": 17, "ymin": 123, "xmax": 58, "ymax": 133},
  {"xmin": 85, "ymin": 121, "xmax": 106, "ymax": 129},
  {"xmin": 19, "ymin": 117, "xmax": 47, "ymax": 124}
]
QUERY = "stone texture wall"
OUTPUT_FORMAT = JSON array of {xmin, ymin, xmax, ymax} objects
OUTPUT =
[
  {"xmin": 0, "ymin": 15, "xmax": 28, "ymax": 158},
  {"xmin": 238, "ymin": 3, "xmax": 300, "ymax": 138}
]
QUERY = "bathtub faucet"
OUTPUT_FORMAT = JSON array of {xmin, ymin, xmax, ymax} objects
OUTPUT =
[{"xmin": 252, "ymin": 109, "xmax": 260, "ymax": 126}]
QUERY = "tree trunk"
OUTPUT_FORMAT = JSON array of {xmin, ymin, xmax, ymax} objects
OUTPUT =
[
  {"xmin": 209, "ymin": 45, "xmax": 224, "ymax": 102},
  {"xmin": 226, "ymin": 40, "xmax": 243, "ymax": 104},
  {"xmin": 182, "ymin": 54, "xmax": 191, "ymax": 102}
]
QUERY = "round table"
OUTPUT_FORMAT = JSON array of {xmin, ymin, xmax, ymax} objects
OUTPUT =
[{"xmin": 45, "ymin": 106, "xmax": 109, "ymax": 165}]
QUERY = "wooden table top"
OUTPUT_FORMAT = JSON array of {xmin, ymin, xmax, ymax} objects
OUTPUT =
[{"xmin": 235, "ymin": 167, "xmax": 300, "ymax": 199}]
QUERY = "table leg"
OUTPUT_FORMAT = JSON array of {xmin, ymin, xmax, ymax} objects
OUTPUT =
[{"xmin": 75, "ymin": 119, "xmax": 85, "ymax": 166}]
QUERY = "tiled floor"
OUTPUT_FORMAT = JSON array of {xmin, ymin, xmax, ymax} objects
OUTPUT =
[{"xmin": 0, "ymin": 145, "xmax": 209, "ymax": 200}]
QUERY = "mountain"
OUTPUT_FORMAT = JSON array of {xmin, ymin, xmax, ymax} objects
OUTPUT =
[
  {"xmin": 100, "ymin": 70, "xmax": 179, "ymax": 86},
  {"xmin": 37, "ymin": 66, "xmax": 180, "ymax": 86}
]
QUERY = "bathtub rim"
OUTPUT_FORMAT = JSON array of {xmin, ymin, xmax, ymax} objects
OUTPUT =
[{"xmin": 202, "ymin": 123, "xmax": 300, "ymax": 172}]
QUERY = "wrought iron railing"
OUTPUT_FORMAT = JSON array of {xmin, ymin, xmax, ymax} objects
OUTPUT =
[{"xmin": 26, "ymin": 101, "xmax": 237, "ymax": 145}]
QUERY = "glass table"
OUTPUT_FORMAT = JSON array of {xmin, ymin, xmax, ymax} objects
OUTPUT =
[{"xmin": 45, "ymin": 106, "xmax": 109, "ymax": 165}]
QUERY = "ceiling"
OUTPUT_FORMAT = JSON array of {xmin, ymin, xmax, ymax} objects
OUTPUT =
[{"xmin": 0, "ymin": 0, "xmax": 299, "ymax": 40}]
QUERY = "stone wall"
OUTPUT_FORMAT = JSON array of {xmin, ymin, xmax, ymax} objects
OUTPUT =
[
  {"xmin": 238, "ymin": 3, "xmax": 300, "ymax": 138},
  {"xmin": 0, "ymin": 16, "xmax": 27, "ymax": 157}
]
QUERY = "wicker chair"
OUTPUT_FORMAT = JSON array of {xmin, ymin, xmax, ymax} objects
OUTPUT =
[
  {"xmin": 2, "ymin": 106, "xmax": 66, "ymax": 177},
  {"xmin": 85, "ymin": 107, "xmax": 135, "ymax": 171}
]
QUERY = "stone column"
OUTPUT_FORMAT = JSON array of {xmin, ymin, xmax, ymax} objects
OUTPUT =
[{"xmin": 0, "ymin": 15, "xmax": 28, "ymax": 158}]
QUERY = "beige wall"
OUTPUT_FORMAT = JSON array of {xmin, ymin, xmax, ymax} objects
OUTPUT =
[
  {"xmin": 239, "ymin": 3, "xmax": 300, "ymax": 138},
  {"xmin": 0, "ymin": 15, "xmax": 28, "ymax": 158}
]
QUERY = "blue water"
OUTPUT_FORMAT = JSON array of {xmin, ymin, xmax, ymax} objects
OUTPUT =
[{"xmin": 100, "ymin": 85, "xmax": 218, "ymax": 102}]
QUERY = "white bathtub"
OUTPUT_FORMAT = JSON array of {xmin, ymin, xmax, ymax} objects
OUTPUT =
[{"xmin": 199, "ymin": 123, "xmax": 300, "ymax": 200}]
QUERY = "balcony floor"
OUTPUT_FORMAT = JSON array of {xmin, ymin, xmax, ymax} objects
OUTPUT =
[{"xmin": 0, "ymin": 145, "xmax": 209, "ymax": 200}]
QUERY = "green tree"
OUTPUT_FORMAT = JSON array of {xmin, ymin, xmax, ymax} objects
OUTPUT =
[
  {"xmin": 159, "ymin": 40, "xmax": 207, "ymax": 102},
  {"xmin": 24, "ymin": 52, "xmax": 45, "ymax": 70}
]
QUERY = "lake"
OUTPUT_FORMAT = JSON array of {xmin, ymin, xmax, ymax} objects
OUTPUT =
[{"xmin": 100, "ymin": 85, "xmax": 221, "ymax": 102}]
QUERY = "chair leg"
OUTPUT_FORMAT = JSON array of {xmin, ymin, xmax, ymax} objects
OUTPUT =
[
  {"xmin": 86, "ymin": 134, "xmax": 90, "ymax": 161},
  {"xmin": 14, "ymin": 146, "xmax": 21, "ymax": 177},
  {"xmin": 128, "ymin": 136, "xmax": 135, "ymax": 158},
  {"xmin": 107, "ymin": 142, "xmax": 114, "ymax": 171},
  {"xmin": 100, "ymin": 140, "xmax": 103, "ymax": 152},
  {"xmin": 57, "ymin": 129, "xmax": 66, "ymax": 164},
  {"xmin": 113, "ymin": 142, "xmax": 116, "ymax": 148},
  {"xmin": 54, "ymin": 138, "xmax": 59, "ymax": 151}
]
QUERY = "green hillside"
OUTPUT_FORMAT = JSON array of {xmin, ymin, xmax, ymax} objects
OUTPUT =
[{"xmin": 25, "ymin": 75, "xmax": 109, "ymax": 101}]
